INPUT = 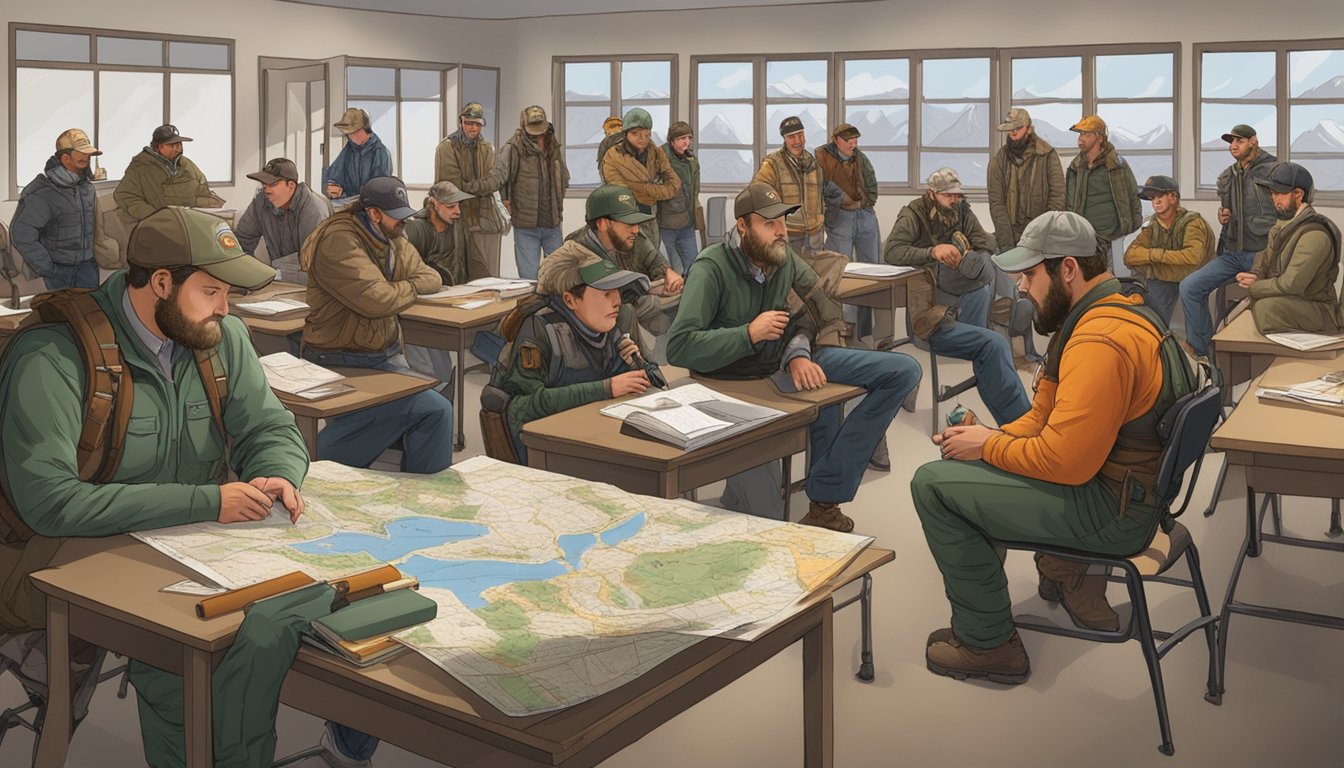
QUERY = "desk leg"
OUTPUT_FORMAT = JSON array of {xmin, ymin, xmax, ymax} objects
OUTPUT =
[
  {"xmin": 1328, "ymin": 499, "xmax": 1342, "ymax": 538},
  {"xmin": 296, "ymin": 415, "xmax": 319, "ymax": 459},
  {"xmin": 183, "ymin": 647, "xmax": 212, "ymax": 767},
  {"xmin": 454, "ymin": 336, "xmax": 467, "ymax": 451},
  {"xmin": 802, "ymin": 598, "xmax": 834, "ymax": 768},
  {"xmin": 34, "ymin": 599, "xmax": 72, "ymax": 768}
]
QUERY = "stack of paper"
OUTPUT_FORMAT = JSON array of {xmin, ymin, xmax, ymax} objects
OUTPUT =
[
  {"xmin": 843, "ymin": 263, "xmax": 918, "ymax": 278},
  {"xmin": 601, "ymin": 383, "xmax": 786, "ymax": 451},
  {"xmin": 259, "ymin": 352, "xmax": 354, "ymax": 400},
  {"xmin": 1263, "ymin": 331, "xmax": 1344, "ymax": 352},
  {"xmin": 1257, "ymin": 370, "xmax": 1344, "ymax": 408},
  {"xmin": 0, "ymin": 295, "xmax": 35, "ymax": 317},
  {"xmin": 233, "ymin": 297, "xmax": 309, "ymax": 317},
  {"xmin": 422, "ymin": 277, "xmax": 536, "ymax": 302}
]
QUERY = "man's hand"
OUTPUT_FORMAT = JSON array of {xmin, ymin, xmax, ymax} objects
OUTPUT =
[
  {"xmin": 249, "ymin": 476, "xmax": 305, "ymax": 523},
  {"xmin": 748, "ymin": 310, "xmax": 790, "ymax": 344},
  {"xmin": 664, "ymin": 268, "xmax": 684, "ymax": 295},
  {"xmin": 931, "ymin": 424, "xmax": 995, "ymax": 461},
  {"xmin": 501, "ymin": 199, "xmax": 512, "ymax": 214},
  {"xmin": 617, "ymin": 334, "xmax": 641, "ymax": 367},
  {"xmin": 1218, "ymin": 207, "xmax": 1232, "ymax": 225},
  {"xmin": 325, "ymin": 183, "xmax": 343, "ymax": 200},
  {"xmin": 931, "ymin": 244, "xmax": 961, "ymax": 268},
  {"xmin": 1235, "ymin": 271, "xmax": 1259, "ymax": 288},
  {"xmin": 219, "ymin": 482, "xmax": 274, "ymax": 524},
  {"xmin": 787, "ymin": 357, "xmax": 827, "ymax": 391},
  {"xmin": 610, "ymin": 370, "xmax": 651, "ymax": 397}
]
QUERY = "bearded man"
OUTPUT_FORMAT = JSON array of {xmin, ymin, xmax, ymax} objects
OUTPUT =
[
  {"xmin": 667, "ymin": 183, "xmax": 921, "ymax": 533},
  {"xmin": 987, "ymin": 108, "xmax": 1066, "ymax": 253}
]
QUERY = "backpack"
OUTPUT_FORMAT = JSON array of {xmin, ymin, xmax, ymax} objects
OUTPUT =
[{"xmin": 0, "ymin": 289, "xmax": 229, "ymax": 544}]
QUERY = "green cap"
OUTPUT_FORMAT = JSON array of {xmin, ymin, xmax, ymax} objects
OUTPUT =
[
  {"xmin": 537, "ymin": 247, "xmax": 650, "ymax": 297},
  {"xmin": 127, "ymin": 207, "xmax": 276, "ymax": 291},
  {"xmin": 585, "ymin": 184, "xmax": 655, "ymax": 224}
]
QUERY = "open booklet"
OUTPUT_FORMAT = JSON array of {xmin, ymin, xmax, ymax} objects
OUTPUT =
[
  {"xmin": 600, "ymin": 382, "xmax": 786, "ymax": 451},
  {"xmin": 421, "ymin": 277, "xmax": 536, "ymax": 303},
  {"xmin": 843, "ymin": 262, "xmax": 917, "ymax": 278},
  {"xmin": 233, "ymin": 296, "xmax": 309, "ymax": 318},
  {"xmin": 1263, "ymin": 331, "xmax": 1344, "ymax": 352},
  {"xmin": 1256, "ymin": 367, "xmax": 1344, "ymax": 409},
  {"xmin": 259, "ymin": 351, "xmax": 355, "ymax": 400}
]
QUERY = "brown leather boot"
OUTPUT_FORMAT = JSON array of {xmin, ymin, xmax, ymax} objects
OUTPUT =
[
  {"xmin": 925, "ymin": 628, "xmax": 1030, "ymax": 685},
  {"xmin": 1036, "ymin": 554, "xmax": 1121, "ymax": 632},
  {"xmin": 798, "ymin": 501, "xmax": 855, "ymax": 533}
]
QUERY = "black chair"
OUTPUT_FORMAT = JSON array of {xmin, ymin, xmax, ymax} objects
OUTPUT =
[
  {"xmin": 1000, "ymin": 367, "xmax": 1223, "ymax": 757},
  {"xmin": 703, "ymin": 196, "xmax": 729, "ymax": 247}
]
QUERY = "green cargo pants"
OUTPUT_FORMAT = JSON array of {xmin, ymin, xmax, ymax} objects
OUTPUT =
[{"xmin": 910, "ymin": 459, "xmax": 1158, "ymax": 650}]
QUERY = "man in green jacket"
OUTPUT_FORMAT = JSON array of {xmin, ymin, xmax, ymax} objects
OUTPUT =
[
  {"xmin": 658, "ymin": 121, "xmax": 702, "ymax": 274},
  {"xmin": 435, "ymin": 103, "xmax": 508, "ymax": 278},
  {"xmin": 987, "ymin": 108, "xmax": 1066, "ymax": 252},
  {"xmin": 1066, "ymin": 115, "xmax": 1141, "ymax": 271},
  {"xmin": 0, "ymin": 207, "xmax": 308, "ymax": 765},
  {"xmin": 113, "ymin": 124, "xmax": 224, "ymax": 221},
  {"xmin": 668, "ymin": 183, "xmax": 922, "ymax": 533},
  {"xmin": 404, "ymin": 181, "xmax": 481, "ymax": 286}
]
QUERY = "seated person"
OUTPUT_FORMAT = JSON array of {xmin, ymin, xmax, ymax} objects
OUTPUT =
[
  {"xmin": 667, "ymin": 183, "xmax": 922, "ymax": 533},
  {"xmin": 1238, "ymin": 162, "xmax": 1343, "ymax": 337},
  {"xmin": 883, "ymin": 167, "xmax": 1030, "ymax": 427},
  {"xmin": 235, "ymin": 157, "xmax": 331, "ymax": 282},
  {"xmin": 113, "ymin": 124, "xmax": 224, "ymax": 221},
  {"xmin": 404, "ymin": 181, "xmax": 486, "ymax": 286},
  {"xmin": 911, "ymin": 211, "xmax": 1195, "ymax": 684},
  {"xmin": 485, "ymin": 249, "xmax": 651, "ymax": 463},
  {"xmin": 1123, "ymin": 175, "xmax": 1214, "ymax": 325},
  {"xmin": 324, "ymin": 108, "xmax": 392, "ymax": 202}
]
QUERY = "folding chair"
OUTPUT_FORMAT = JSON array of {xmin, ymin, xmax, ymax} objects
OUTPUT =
[{"xmin": 703, "ymin": 196, "xmax": 729, "ymax": 247}]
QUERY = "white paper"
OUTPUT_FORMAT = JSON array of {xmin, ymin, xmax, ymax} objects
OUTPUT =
[
  {"xmin": 843, "ymin": 263, "xmax": 917, "ymax": 278},
  {"xmin": 646, "ymin": 405, "xmax": 733, "ymax": 436},
  {"xmin": 234, "ymin": 297, "xmax": 308, "ymax": 316},
  {"xmin": 0, "ymin": 296, "xmax": 35, "ymax": 317},
  {"xmin": 455, "ymin": 299, "xmax": 492, "ymax": 310},
  {"xmin": 421, "ymin": 284, "xmax": 487, "ymax": 300},
  {"xmin": 1263, "ymin": 331, "xmax": 1344, "ymax": 351},
  {"xmin": 259, "ymin": 352, "xmax": 346, "ymax": 395},
  {"xmin": 161, "ymin": 579, "xmax": 227, "ymax": 596},
  {"xmin": 601, "ymin": 382, "xmax": 784, "ymax": 421},
  {"xmin": 466, "ymin": 277, "xmax": 535, "ymax": 289}
]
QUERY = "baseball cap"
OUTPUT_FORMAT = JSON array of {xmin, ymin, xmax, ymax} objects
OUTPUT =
[
  {"xmin": 1254, "ymin": 162, "xmax": 1314, "ymax": 197},
  {"xmin": 926, "ymin": 167, "xmax": 963, "ymax": 195},
  {"xmin": 1221, "ymin": 124, "xmax": 1257, "ymax": 143},
  {"xmin": 359, "ymin": 177, "xmax": 418, "ymax": 220},
  {"xmin": 459, "ymin": 102, "xmax": 486, "ymax": 124},
  {"xmin": 55, "ymin": 128, "xmax": 101, "ymax": 156},
  {"xmin": 334, "ymin": 108, "xmax": 370, "ymax": 134},
  {"xmin": 427, "ymin": 180, "xmax": 474, "ymax": 205},
  {"xmin": 586, "ymin": 184, "xmax": 655, "ymax": 224},
  {"xmin": 996, "ymin": 108, "xmax": 1032, "ymax": 132},
  {"xmin": 521, "ymin": 105, "xmax": 549, "ymax": 136},
  {"xmin": 151, "ymin": 124, "xmax": 192, "ymax": 145},
  {"xmin": 537, "ymin": 248, "xmax": 650, "ymax": 297},
  {"xmin": 1070, "ymin": 115, "xmax": 1107, "ymax": 135},
  {"xmin": 603, "ymin": 116, "xmax": 624, "ymax": 135},
  {"xmin": 1137, "ymin": 175, "xmax": 1180, "ymax": 200},
  {"xmin": 246, "ymin": 158, "xmax": 298, "ymax": 185},
  {"xmin": 779, "ymin": 116, "xmax": 805, "ymax": 137},
  {"xmin": 993, "ymin": 211, "xmax": 1099, "ymax": 273},
  {"xmin": 832, "ymin": 123, "xmax": 861, "ymax": 140},
  {"xmin": 128, "ymin": 207, "xmax": 276, "ymax": 291},
  {"xmin": 734, "ymin": 183, "xmax": 799, "ymax": 220}
]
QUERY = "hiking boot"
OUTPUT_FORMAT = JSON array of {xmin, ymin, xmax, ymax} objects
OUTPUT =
[
  {"xmin": 868, "ymin": 436, "xmax": 891, "ymax": 471},
  {"xmin": 912, "ymin": 305, "xmax": 954, "ymax": 341},
  {"xmin": 798, "ymin": 501, "xmax": 855, "ymax": 533},
  {"xmin": 1036, "ymin": 554, "xmax": 1121, "ymax": 632},
  {"xmin": 925, "ymin": 628, "xmax": 1030, "ymax": 685}
]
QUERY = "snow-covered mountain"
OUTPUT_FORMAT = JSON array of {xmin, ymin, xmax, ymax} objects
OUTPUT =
[
  {"xmin": 699, "ymin": 112, "xmax": 746, "ymax": 145},
  {"xmin": 700, "ymin": 150, "xmax": 756, "ymax": 184},
  {"xmin": 923, "ymin": 103, "xmax": 989, "ymax": 148},
  {"xmin": 564, "ymin": 89, "xmax": 608, "ymax": 102},
  {"xmin": 847, "ymin": 108, "xmax": 909, "ymax": 145},
  {"xmin": 1110, "ymin": 124, "xmax": 1173, "ymax": 150},
  {"xmin": 765, "ymin": 73, "xmax": 826, "ymax": 100},
  {"xmin": 1291, "ymin": 118, "xmax": 1344, "ymax": 152},
  {"xmin": 844, "ymin": 72, "xmax": 909, "ymax": 100}
]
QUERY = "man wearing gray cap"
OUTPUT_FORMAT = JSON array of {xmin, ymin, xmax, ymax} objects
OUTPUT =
[
  {"xmin": 668, "ymin": 183, "xmax": 921, "ymax": 533},
  {"xmin": 1238, "ymin": 162, "xmax": 1343, "ymax": 337},
  {"xmin": 114, "ymin": 124, "xmax": 224, "ymax": 221},
  {"xmin": 1123, "ymin": 175, "xmax": 1214, "ymax": 324},
  {"xmin": 435, "ymin": 102, "xmax": 508, "ymax": 278},
  {"xmin": 754, "ymin": 116, "xmax": 825, "ymax": 255},
  {"xmin": 987, "ymin": 108, "xmax": 1065, "ymax": 253},
  {"xmin": 0, "ymin": 207, "xmax": 309, "ymax": 765},
  {"xmin": 324, "ymin": 108, "xmax": 393, "ymax": 202},
  {"xmin": 404, "ymin": 180, "xmax": 481, "ymax": 286},
  {"xmin": 234, "ymin": 157, "xmax": 332, "ymax": 281},
  {"xmin": 912, "ymin": 210, "xmax": 1196, "ymax": 684}
]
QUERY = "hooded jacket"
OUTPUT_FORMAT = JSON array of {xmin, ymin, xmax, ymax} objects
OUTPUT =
[
  {"xmin": 1248, "ymin": 205, "xmax": 1343, "ymax": 335},
  {"xmin": 491, "ymin": 126, "xmax": 570, "ymax": 230},
  {"xmin": 1065, "ymin": 140, "xmax": 1142, "ymax": 241},
  {"xmin": 434, "ymin": 129, "xmax": 506, "ymax": 234},
  {"xmin": 323, "ymin": 132, "xmax": 392, "ymax": 198},
  {"xmin": 234, "ymin": 183, "xmax": 331, "ymax": 261},
  {"xmin": 113, "ymin": 148, "xmax": 220, "ymax": 221},
  {"xmin": 987, "ymin": 134, "xmax": 1066, "ymax": 251},
  {"xmin": 11, "ymin": 154, "xmax": 98, "ymax": 275},
  {"xmin": 882, "ymin": 194, "xmax": 996, "ymax": 268}
]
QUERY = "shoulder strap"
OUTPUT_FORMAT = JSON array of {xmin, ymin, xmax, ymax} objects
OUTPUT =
[{"xmin": 194, "ymin": 347, "xmax": 229, "ymax": 455}]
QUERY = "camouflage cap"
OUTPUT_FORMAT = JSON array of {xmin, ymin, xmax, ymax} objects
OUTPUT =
[
  {"xmin": 128, "ymin": 207, "xmax": 276, "ymax": 290},
  {"xmin": 427, "ymin": 180, "xmax": 473, "ymax": 205},
  {"xmin": 334, "ymin": 107, "xmax": 370, "ymax": 134},
  {"xmin": 521, "ymin": 105, "xmax": 549, "ymax": 136},
  {"xmin": 926, "ymin": 167, "xmax": 963, "ymax": 194},
  {"xmin": 586, "ymin": 184, "xmax": 655, "ymax": 224},
  {"xmin": 996, "ymin": 107, "xmax": 1032, "ymax": 132},
  {"xmin": 56, "ymin": 128, "xmax": 101, "ymax": 156},
  {"xmin": 459, "ymin": 102, "xmax": 486, "ymax": 124},
  {"xmin": 537, "ymin": 248, "xmax": 650, "ymax": 297}
]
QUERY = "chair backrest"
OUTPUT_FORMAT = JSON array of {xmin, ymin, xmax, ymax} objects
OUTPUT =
[
  {"xmin": 1117, "ymin": 275, "xmax": 1148, "ymax": 300},
  {"xmin": 1152, "ymin": 366, "xmax": 1223, "ymax": 516},
  {"xmin": 704, "ymin": 196, "xmax": 729, "ymax": 246}
]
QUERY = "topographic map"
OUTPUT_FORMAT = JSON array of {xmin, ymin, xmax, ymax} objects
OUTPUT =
[{"xmin": 133, "ymin": 457, "xmax": 871, "ymax": 716}]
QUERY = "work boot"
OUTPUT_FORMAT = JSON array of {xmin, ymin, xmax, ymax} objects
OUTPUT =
[
  {"xmin": 867, "ymin": 436, "xmax": 891, "ymax": 471},
  {"xmin": 925, "ymin": 628, "xmax": 1031, "ymax": 685},
  {"xmin": 1036, "ymin": 554, "xmax": 1121, "ymax": 632},
  {"xmin": 798, "ymin": 501, "xmax": 855, "ymax": 533}
]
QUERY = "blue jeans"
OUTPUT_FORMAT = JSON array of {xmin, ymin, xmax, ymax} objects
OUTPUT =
[
  {"xmin": 828, "ymin": 208, "xmax": 881, "ymax": 338},
  {"xmin": 1179, "ymin": 249, "xmax": 1256, "ymax": 356},
  {"xmin": 1143, "ymin": 278, "xmax": 1180, "ymax": 327},
  {"xmin": 41, "ymin": 260, "xmax": 100, "ymax": 291},
  {"xmin": 941, "ymin": 282, "xmax": 991, "ymax": 329},
  {"xmin": 929, "ymin": 323, "xmax": 1031, "ymax": 427},
  {"xmin": 513, "ymin": 226, "xmax": 562, "ymax": 280},
  {"xmin": 659, "ymin": 226, "xmax": 699, "ymax": 274},
  {"xmin": 806, "ymin": 346, "xmax": 922, "ymax": 504}
]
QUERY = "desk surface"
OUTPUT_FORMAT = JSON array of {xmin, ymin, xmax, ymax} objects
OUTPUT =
[
  {"xmin": 1211, "ymin": 356, "xmax": 1344, "ymax": 460},
  {"xmin": 691, "ymin": 371, "xmax": 866, "ymax": 410},
  {"xmin": 274, "ymin": 366, "xmax": 438, "ymax": 418},
  {"xmin": 1212, "ymin": 310, "xmax": 1344, "ymax": 358}
]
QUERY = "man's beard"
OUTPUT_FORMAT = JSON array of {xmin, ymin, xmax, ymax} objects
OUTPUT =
[
  {"xmin": 926, "ymin": 191, "xmax": 959, "ymax": 227},
  {"xmin": 1008, "ymin": 133, "xmax": 1031, "ymax": 153},
  {"xmin": 155, "ymin": 287, "xmax": 223, "ymax": 350},
  {"xmin": 1030, "ymin": 270, "xmax": 1072, "ymax": 335},
  {"xmin": 741, "ymin": 226, "xmax": 788, "ymax": 268},
  {"xmin": 609, "ymin": 231, "xmax": 634, "ymax": 257},
  {"xmin": 1274, "ymin": 199, "xmax": 1300, "ymax": 220}
]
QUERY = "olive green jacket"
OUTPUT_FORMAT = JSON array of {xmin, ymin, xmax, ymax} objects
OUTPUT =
[
  {"xmin": 883, "ymin": 194, "xmax": 996, "ymax": 268},
  {"xmin": 1249, "ymin": 206, "xmax": 1343, "ymax": 335},
  {"xmin": 1065, "ymin": 141, "xmax": 1142, "ymax": 241},
  {"xmin": 987, "ymin": 135, "xmax": 1066, "ymax": 251},
  {"xmin": 434, "ymin": 130, "xmax": 507, "ymax": 234},
  {"xmin": 113, "ymin": 148, "xmax": 222, "ymax": 221}
]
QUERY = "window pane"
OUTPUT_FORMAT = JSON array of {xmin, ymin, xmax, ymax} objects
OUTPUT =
[
  {"xmin": 844, "ymin": 58, "xmax": 909, "ymax": 100},
  {"xmin": 461, "ymin": 67, "xmax": 499, "ymax": 141},
  {"xmin": 99, "ymin": 72, "xmax": 164, "ymax": 181},
  {"xmin": 16, "ymin": 68, "xmax": 94, "ymax": 183},
  {"xmin": 348, "ymin": 100, "xmax": 398, "ymax": 176},
  {"xmin": 698, "ymin": 62, "xmax": 753, "ymax": 100},
  {"xmin": 168, "ymin": 42, "xmax": 228, "ymax": 70},
  {"xmin": 401, "ymin": 69, "xmax": 441, "ymax": 100},
  {"xmin": 1201, "ymin": 103, "xmax": 1275, "ymax": 148},
  {"xmin": 1202, "ymin": 51, "xmax": 1275, "ymax": 99},
  {"xmin": 923, "ymin": 58, "xmax": 989, "ymax": 99},
  {"xmin": 864, "ymin": 149, "xmax": 908, "ymax": 185},
  {"xmin": 348, "ymin": 66, "xmax": 395, "ymax": 97},
  {"xmin": 171, "ymin": 73, "xmax": 232, "ymax": 180},
  {"xmin": 1012, "ymin": 57, "xmax": 1082, "ymax": 99},
  {"xmin": 1296, "ymin": 158, "xmax": 1344, "ymax": 192},
  {"xmin": 639, "ymin": 104, "xmax": 670, "ymax": 146},
  {"xmin": 566, "ymin": 105, "xmax": 609, "ymax": 147},
  {"xmin": 1290, "ymin": 49, "xmax": 1344, "ymax": 98},
  {"xmin": 1097, "ymin": 103, "xmax": 1172, "ymax": 150},
  {"xmin": 622, "ymin": 61, "xmax": 670, "ymax": 100},
  {"xmin": 698, "ymin": 103, "xmax": 753, "ymax": 146},
  {"xmin": 1012, "ymin": 102, "xmax": 1081, "ymax": 148},
  {"xmin": 844, "ymin": 105, "xmax": 908, "ymax": 146},
  {"xmin": 564, "ymin": 62, "xmax": 610, "ymax": 101},
  {"xmin": 15, "ymin": 30, "xmax": 89, "ymax": 63},
  {"xmin": 1123, "ymin": 155, "xmax": 1173, "ymax": 188},
  {"xmin": 97, "ymin": 37, "xmax": 162, "ymax": 66},
  {"xmin": 699, "ymin": 149, "xmax": 756, "ymax": 185},
  {"xmin": 765, "ymin": 104, "xmax": 827, "ymax": 147},
  {"xmin": 400, "ymin": 101, "xmax": 440, "ymax": 185},
  {"xmin": 766, "ymin": 59, "xmax": 826, "ymax": 99},
  {"xmin": 1290, "ymin": 104, "xmax": 1344, "ymax": 154},
  {"xmin": 1200, "ymin": 151, "xmax": 1230, "ymax": 187},
  {"xmin": 1097, "ymin": 54, "xmax": 1172, "ymax": 99},
  {"xmin": 565, "ymin": 148, "xmax": 601, "ymax": 187},
  {"xmin": 919, "ymin": 152, "xmax": 987, "ymax": 188},
  {"xmin": 922, "ymin": 103, "xmax": 989, "ymax": 148}
]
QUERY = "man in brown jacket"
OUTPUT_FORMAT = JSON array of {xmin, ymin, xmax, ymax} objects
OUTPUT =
[
  {"xmin": 601, "ymin": 107, "xmax": 680, "ymax": 245},
  {"xmin": 1123, "ymin": 176, "xmax": 1214, "ymax": 324},
  {"xmin": 987, "ymin": 108, "xmax": 1065, "ymax": 252},
  {"xmin": 754, "ymin": 116, "xmax": 825, "ymax": 255},
  {"xmin": 434, "ymin": 102, "xmax": 507, "ymax": 278}
]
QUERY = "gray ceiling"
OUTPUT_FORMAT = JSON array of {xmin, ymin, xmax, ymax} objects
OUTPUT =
[{"xmin": 283, "ymin": 0, "xmax": 869, "ymax": 21}]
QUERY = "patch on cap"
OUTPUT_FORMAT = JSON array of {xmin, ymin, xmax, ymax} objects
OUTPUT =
[{"xmin": 217, "ymin": 229, "xmax": 238, "ymax": 250}]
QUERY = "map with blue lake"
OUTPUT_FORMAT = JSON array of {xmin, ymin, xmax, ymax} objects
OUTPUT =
[{"xmin": 133, "ymin": 457, "xmax": 871, "ymax": 716}]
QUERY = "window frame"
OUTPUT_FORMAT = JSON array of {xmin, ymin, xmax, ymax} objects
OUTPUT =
[
  {"xmin": 912, "ymin": 47, "xmax": 997, "ymax": 196},
  {"xmin": 835, "ymin": 50, "xmax": 915, "ymax": 192}
]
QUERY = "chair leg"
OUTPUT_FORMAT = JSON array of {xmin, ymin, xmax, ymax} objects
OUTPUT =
[
  {"xmin": 929, "ymin": 351, "xmax": 941, "ymax": 434},
  {"xmin": 1183, "ymin": 545, "xmax": 1222, "ymax": 705},
  {"xmin": 1201, "ymin": 452, "xmax": 1229, "ymax": 519},
  {"xmin": 1270, "ymin": 493, "xmax": 1283, "ymax": 537},
  {"xmin": 1126, "ymin": 570, "xmax": 1175, "ymax": 756},
  {"xmin": 1329, "ymin": 499, "xmax": 1342, "ymax": 539}
]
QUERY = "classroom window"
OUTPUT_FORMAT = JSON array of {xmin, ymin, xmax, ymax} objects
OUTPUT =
[
  {"xmin": 839, "ymin": 56, "xmax": 911, "ymax": 186},
  {"xmin": 10, "ymin": 24, "xmax": 234, "ymax": 196},
  {"xmin": 920, "ymin": 56, "xmax": 992, "ymax": 188},
  {"xmin": 555, "ymin": 56, "xmax": 676, "ymax": 188}
]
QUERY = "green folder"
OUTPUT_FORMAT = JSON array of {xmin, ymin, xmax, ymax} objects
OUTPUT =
[{"xmin": 312, "ymin": 589, "xmax": 437, "ymax": 643}]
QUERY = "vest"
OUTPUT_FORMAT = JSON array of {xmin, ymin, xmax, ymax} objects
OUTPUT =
[{"xmin": 763, "ymin": 151, "xmax": 824, "ymax": 235}]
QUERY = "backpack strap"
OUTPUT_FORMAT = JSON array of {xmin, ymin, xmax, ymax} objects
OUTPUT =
[{"xmin": 194, "ymin": 347, "xmax": 229, "ymax": 444}]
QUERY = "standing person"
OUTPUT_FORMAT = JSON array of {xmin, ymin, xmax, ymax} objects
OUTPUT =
[
  {"xmin": 658, "ymin": 121, "xmax": 701, "ymax": 275},
  {"xmin": 113, "ymin": 124, "xmax": 224, "ymax": 221},
  {"xmin": 601, "ymin": 107, "xmax": 680, "ymax": 244},
  {"xmin": 1065, "ymin": 115, "xmax": 1141, "ymax": 270},
  {"xmin": 1177, "ymin": 124, "xmax": 1278, "ymax": 358},
  {"xmin": 987, "ymin": 108, "xmax": 1065, "ymax": 252},
  {"xmin": 596, "ymin": 115, "xmax": 624, "ymax": 179},
  {"xmin": 817, "ymin": 122, "xmax": 880, "ymax": 338},
  {"xmin": 435, "ymin": 102, "xmax": 507, "ymax": 277},
  {"xmin": 11, "ymin": 128, "xmax": 104, "ymax": 290},
  {"xmin": 323, "ymin": 108, "xmax": 393, "ymax": 203},
  {"xmin": 490, "ymin": 106, "xmax": 569, "ymax": 280},
  {"xmin": 1123, "ymin": 176, "xmax": 1214, "ymax": 325},
  {"xmin": 234, "ymin": 158, "xmax": 331, "ymax": 281},
  {"xmin": 754, "ymin": 117, "xmax": 825, "ymax": 256}
]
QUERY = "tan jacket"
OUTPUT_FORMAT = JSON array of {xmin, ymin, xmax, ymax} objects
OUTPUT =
[
  {"xmin": 299, "ymin": 210, "xmax": 442, "ymax": 353},
  {"xmin": 986, "ymin": 135, "xmax": 1066, "ymax": 251},
  {"xmin": 601, "ymin": 140, "xmax": 680, "ymax": 207},
  {"xmin": 754, "ymin": 149, "xmax": 824, "ymax": 236},
  {"xmin": 1124, "ymin": 208, "xmax": 1214, "ymax": 284}
]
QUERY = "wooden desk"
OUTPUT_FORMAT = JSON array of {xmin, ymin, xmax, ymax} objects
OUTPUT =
[
  {"xmin": 274, "ymin": 367, "xmax": 439, "ymax": 455},
  {"xmin": 230, "ymin": 281, "xmax": 309, "ymax": 356},
  {"xmin": 837, "ymin": 273, "xmax": 915, "ymax": 350},
  {"xmin": 1211, "ymin": 310, "xmax": 1344, "ymax": 402},
  {"xmin": 31, "ymin": 535, "xmax": 893, "ymax": 768}
]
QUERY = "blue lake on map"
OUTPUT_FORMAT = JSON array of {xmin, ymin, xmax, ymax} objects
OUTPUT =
[{"xmin": 293, "ymin": 513, "xmax": 649, "ymax": 609}]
